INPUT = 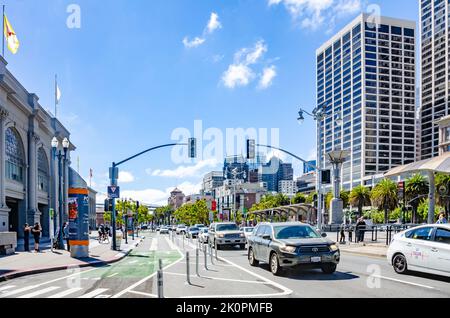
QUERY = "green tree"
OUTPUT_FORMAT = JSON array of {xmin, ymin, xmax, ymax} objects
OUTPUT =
[
  {"xmin": 417, "ymin": 199, "xmax": 441, "ymax": 222},
  {"xmin": 371, "ymin": 179, "xmax": 399, "ymax": 224},
  {"xmin": 349, "ymin": 185, "xmax": 372, "ymax": 218},
  {"xmin": 340, "ymin": 190, "xmax": 350, "ymax": 209},
  {"xmin": 405, "ymin": 174, "xmax": 429, "ymax": 223},
  {"xmin": 435, "ymin": 173, "xmax": 450, "ymax": 217},
  {"xmin": 292, "ymin": 193, "xmax": 307, "ymax": 204}
]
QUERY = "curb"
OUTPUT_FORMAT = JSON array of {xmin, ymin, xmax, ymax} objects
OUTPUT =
[
  {"xmin": 340, "ymin": 249, "xmax": 387, "ymax": 259},
  {"xmin": 0, "ymin": 238, "xmax": 143, "ymax": 282}
]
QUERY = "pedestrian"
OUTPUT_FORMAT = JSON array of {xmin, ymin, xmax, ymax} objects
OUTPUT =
[
  {"xmin": 31, "ymin": 222, "xmax": 42, "ymax": 253},
  {"xmin": 339, "ymin": 222, "xmax": 346, "ymax": 244},
  {"xmin": 23, "ymin": 223, "xmax": 31, "ymax": 252},
  {"xmin": 348, "ymin": 225, "xmax": 353, "ymax": 243},
  {"xmin": 356, "ymin": 217, "xmax": 366, "ymax": 243},
  {"xmin": 63, "ymin": 222, "xmax": 70, "ymax": 252},
  {"xmin": 436, "ymin": 212, "xmax": 448, "ymax": 224}
]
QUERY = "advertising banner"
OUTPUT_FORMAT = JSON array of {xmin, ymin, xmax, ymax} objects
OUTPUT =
[{"xmin": 68, "ymin": 188, "xmax": 90, "ymax": 258}]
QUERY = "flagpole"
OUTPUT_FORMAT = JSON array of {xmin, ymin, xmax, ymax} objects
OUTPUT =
[
  {"xmin": 54, "ymin": 74, "xmax": 57, "ymax": 118},
  {"xmin": 2, "ymin": 5, "xmax": 5, "ymax": 57}
]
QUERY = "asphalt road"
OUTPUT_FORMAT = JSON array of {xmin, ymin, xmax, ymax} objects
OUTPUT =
[{"xmin": 0, "ymin": 231, "xmax": 448, "ymax": 298}]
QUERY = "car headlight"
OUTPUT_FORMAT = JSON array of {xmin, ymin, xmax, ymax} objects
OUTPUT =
[
  {"xmin": 218, "ymin": 234, "xmax": 225, "ymax": 238},
  {"xmin": 240, "ymin": 233, "xmax": 245, "ymax": 238},
  {"xmin": 329, "ymin": 244, "xmax": 339, "ymax": 252},
  {"xmin": 280, "ymin": 246, "xmax": 297, "ymax": 253}
]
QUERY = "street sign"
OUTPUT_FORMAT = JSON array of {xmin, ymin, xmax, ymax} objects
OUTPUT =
[{"xmin": 108, "ymin": 186, "xmax": 120, "ymax": 199}]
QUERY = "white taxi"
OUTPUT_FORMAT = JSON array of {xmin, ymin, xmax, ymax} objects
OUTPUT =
[{"xmin": 387, "ymin": 224, "xmax": 450, "ymax": 277}]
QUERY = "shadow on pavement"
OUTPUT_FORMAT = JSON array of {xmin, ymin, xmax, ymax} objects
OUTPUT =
[
  {"xmin": 403, "ymin": 271, "xmax": 450, "ymax": 283},
  {"xmin": 257, "ymin": 264, "xmax": 360, "ymax": 281}
]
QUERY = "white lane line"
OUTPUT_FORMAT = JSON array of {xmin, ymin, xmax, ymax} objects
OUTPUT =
[
  {"xmin": 164, "ymin": 271, "xmax": 267, "ymax": 284},
  {"xmin": 107, "ymin": 273, "xmax": 119, "ymax": 278},
  {"xmin": 373, "ymin": 275, "xmax": 435, "ymax": 290},
  {"xmin": 128, "ymin": 290, "xmax": 158, "ymax": 298},
  {"xmin": 0, "ymin": 285, "xmax": 40, "ymax": 298},
  {"xmin": 166, "ymin": 237, "xmax": 178, "ymax": 251},
  {"xmin": 95, "ymin": 294, "xmax": 111, "ymax": 298},
  {"xmin": 112, "ymin": 238, "xmax": 184, "ymax": 298},
  {"xmin": 79, "ymin": 288, "xmax": 109, "ymax": 298},
  {"xmin": 149, "ymin": 238, "xmax": 158, "ymax": 251},
  {"xmin": 48, "ymin": 288, "xmax": 83, "ymax": 298},
  {"xmin": 0, "ymin": 285, "xmax": 16, "ymax": 292},
  {"xmin": 18, "ymin": 286, "xmax": 60, "ymax": 298}
]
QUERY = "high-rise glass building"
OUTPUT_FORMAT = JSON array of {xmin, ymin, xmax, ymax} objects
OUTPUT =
[
  {"xmin": 316, "ymin": 14, "xmax": 416, "ymax": 190},
  {"xmin": 420, "ymin": 0, "xmax": 449, "ymax": 159}
]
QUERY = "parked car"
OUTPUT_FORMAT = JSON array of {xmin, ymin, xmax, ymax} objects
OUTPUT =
[
  {"xmin": 209, "ymin": 222, "xmax": 246, "ymax": 250},
  {"xmin": 186, "ymin": 226, "xmax": 200, "ymax": 239},
  {"xmin": 199, "ymin": 228, "xmax": 209, "ymax": 244},
  {"xmin": 171, "ymin": 225, "xmax": 177, "ymax": 231},
  {"xmin": 240, "ymin": 227, "xmax": 255, "ymax": 242},
  {"xmin": 159, "ymin": 226, "xmax": 170, "ymax": 234},
  {"xmin": 247, "ymin": 222, "xmax": 340, "ymax": 276},
  {"xmin": 194, "ymin": 224, "xmax": 206, "ymax": 229},
  {"xmin": 387, "ymin": 224, "xmax": 450, "ymax": 277},
  {"xmin": 176, "ymin": 225, "xmax": 187, "ymax": 235}
]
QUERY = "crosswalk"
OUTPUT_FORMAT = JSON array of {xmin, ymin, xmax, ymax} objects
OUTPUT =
[{"xmin": 0, "ymin": 284, "xmax": 114, "ymax": 298}]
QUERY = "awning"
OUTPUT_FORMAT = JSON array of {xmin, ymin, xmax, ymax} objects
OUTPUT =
[{"xmin": 384, "ymin": 152, "xmax": 450, "ymax": 177}]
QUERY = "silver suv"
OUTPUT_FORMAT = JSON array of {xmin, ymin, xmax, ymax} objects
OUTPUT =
[{"xmin": 208, "ymin": 222, "xmax": 246, "ymax": 250}]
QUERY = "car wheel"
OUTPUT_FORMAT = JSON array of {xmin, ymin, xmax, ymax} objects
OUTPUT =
[
  {"xmin": 270, "ymin": 252, "xmax": 282, "ymax": 276},
  {"xmin": 240, "ymin": 244, "xmax": 246, "ymax": 250},
  {"xmin": 321, "ymin": 264, "xmax": 337, "ymax": 274},
  {"xmin": 248, "ymin": 248, "xmax": 259, "ymax": 267},
  {"xmin": 392, "ymin": 254, "xmax": 408, "ymax": 274}
]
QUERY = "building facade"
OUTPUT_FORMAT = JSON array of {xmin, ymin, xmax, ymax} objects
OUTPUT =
[
  {"xmin": 259, "ymin": 157, "xmax": 294, "ymax": 192},
  {"xmin": 201, "ymin": 171, "xmax": 224, "ymax": 195},
  {"xmin": 223, "ymin": 155, "xmax": 249, "ymax": 182},
  {"xmin": 168, "ymin": 188, "xmax": 185, "ymax": 210},
  {"xmin": 0, "ymin": 57, "xmax": 73, "ymax": 248},
  {"xmin": 278, "ymin": 180, "xmax": 298, "ymax": 197},
  {"xmin": 420, "ymin": 0, "xmax": 450, "ymax": 159},
  {"xmin": 316, "ymin": 14, "xmax": 416, "ymax": 190}
]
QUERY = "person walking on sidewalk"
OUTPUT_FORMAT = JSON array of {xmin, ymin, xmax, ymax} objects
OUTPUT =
[
  {"xmin": 339, "ymin": 222, "xmax": 346, "ymax": 244},
  {"xmin": 23, "ymin": 223, "xmax": 31, "ymax": 252},
  {"xmin": 356, "ymin": 217, "xmax": 366, "ymax": 243},
  {"xmin": 31, "ymin": 223, "xmax": 42, "ymax": 253},
  {"xmin": 63, "ymin": 222, "xmax": 70, "ymax": 252}
]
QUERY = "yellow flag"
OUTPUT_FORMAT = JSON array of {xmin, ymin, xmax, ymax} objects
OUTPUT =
[{"xmin": 4, "ymin": 15, "xmax": 19, "ymax": 54}]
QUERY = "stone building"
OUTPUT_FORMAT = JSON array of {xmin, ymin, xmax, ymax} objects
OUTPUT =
[{"xmin": 0, "ymin": 56, "xmax": 73, "ymax": 251}]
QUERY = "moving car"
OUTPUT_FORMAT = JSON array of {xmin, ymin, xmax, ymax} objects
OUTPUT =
[
  {"xmin": 159, "ymin": 226, "xmax": 170, "ymax": 234},
  {"xmin": 199, "ymin": 228, "xmax": 209, "ymax": 244},
  {"xmin": 186, "ymin": 226, "xmax": 200, "ymax": 239},
  {"xmin": 176, "ymin": 225, "xmax": 187, "ymax": 235},
  {"xmin": 209, "ymin": 222, "xmax": 246, "ymax": 250},
  {"xmin": 240, "ymin": 227, "xmax": 255, "ymax": 242},
  {"xmin": 387, "ymin": 224, "xmax": 450, "ymax": 277},
  {"xmin": 171, "ymin": 225, "xmax": 177, "ymax": 231},
  {"xmin": 247, "ymin": 222, "xmax": 340, "ymax": 276}
]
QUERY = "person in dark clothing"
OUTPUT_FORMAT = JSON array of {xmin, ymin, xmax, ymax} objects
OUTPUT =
[
  {"xmin": 63, "ymin": 222, "xmax": 70, "ymax": 252},
  {"xmin": 23, "ymin": 223, "xmax": 31, "ymax": 252},
  {"xmin": 356, "ymin": 217, "xmax": 366, "ymax": 243},
  {"xmin": 339, "ymin": 222, "xmax": 346, "ymax": 244},
  {"xmin": 31, "ymin": 223, "xmax": 42, "ymax": 252}
]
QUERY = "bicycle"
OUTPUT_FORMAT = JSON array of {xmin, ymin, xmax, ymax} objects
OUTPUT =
[{"xmin": 98, "ymin": 232, "xmax": 110, "ymax": 244}]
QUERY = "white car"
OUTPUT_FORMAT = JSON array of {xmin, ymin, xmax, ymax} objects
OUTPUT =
[
  {"xmin": 176, "ymin": 225, "xmax": 187, "ymax": 235},
  {"xmin": 387, "ymin": 224, "xmax": 450, "ymax": 277},
  {"xmin": 240, "ymin": 227, "xmax": 255, "ymax": 242},
  {"xmin": 159, "ymin": 226, "xmax": 170, "ymax": 234},
  {"xmin": 198, "ymin": 228, "xmax": 209, "ymax": 244}
]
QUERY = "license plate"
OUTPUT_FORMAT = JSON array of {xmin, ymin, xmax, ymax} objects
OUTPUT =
[{"xmin": 311, "ymin": 257, "xmax": 321, "ymax": 263}]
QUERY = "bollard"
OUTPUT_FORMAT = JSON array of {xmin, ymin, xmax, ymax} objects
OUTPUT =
[
  {"xmin": 215, "ymin": 239, "xmax": 218, "ymax": 260},
  {"xmin": 157, "ymin": 270, "xmax": 164, "ymax": 298},
  {"xmin": 159, "ymin": 258, "xmax": 163, "ymax": 270},
  {"xmin": 203, "ymin": 244, "xmax": 208, "ymax": 270},
  {"xmin": 186, "ymin": 251, "xmax": 191, "ymax": 285},
  {"xmin": 209, "ymin": 242, "xmax": 215, "ymax": 265},
  {"xmin": 196, "ymin": 248, "xmax": 200, "ymax": 277},
  {"xmin": 183, "ymin": 234, "xmax": 185, "ymax": 249}
]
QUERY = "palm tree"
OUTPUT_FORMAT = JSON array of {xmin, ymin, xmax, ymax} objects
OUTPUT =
[
  {"xmin": 405, "ymin": 174, "xmax": 429, "ymax": 223},
  {"xmin": 435, "ymin": 173, "xmax": 450, "ymax": 218},
  {"xmin": 349, "ymin": 185, "xmax": 372, "ymax": 218},
  {"xmin": 371, "ymin": 179, "xmax": 399, "ymax": 224}
]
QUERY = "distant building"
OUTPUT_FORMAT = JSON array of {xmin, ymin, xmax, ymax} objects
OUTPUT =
[
  {"xmin": 278, "ymin": 180, "xmax": 298, "ymax": 197},
  {"xmin": 223, "ymin": 155, "xmax": 249, "ymax": 182},
  {"xmin": 202, "ymin": 171, "xmax": 224, "ymax": 195},
  {"xmin": 259, "ymin": 157, "xmax": 293, "ymax": 192},
  {"xmin": 437, "ymin": 115, "xmax": 450, "ymax": 155},
  {"xmin": 168, "ymin": 188, "xmax": 185, "ymax": 210},
  {"xmin": 297, "ymin": 172, "xmax": 316, "ymax": 194},
  {"xmin": 303, "ymin": 161, "xmax": 316, "ymax": 174}
]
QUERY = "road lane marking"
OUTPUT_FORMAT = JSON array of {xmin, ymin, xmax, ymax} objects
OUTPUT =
[
  {"xmin": 164, "ymin": 271, "xmax": 267, "ymax": 284},
  {"xmin": 128, "ymin": 290, "xmax": 158, "ymax": 297},
  {"xmin": 373, "ymin": 275, "xmax": 435, "ymax": 290},
  {"xmin": 48, "ymin": 288, "xmax": 83, "ymax": 298},
  {"xmin": 166, "ymin": 237, "xmax": 179, "ymax": 251},
  {"xmin": 18, "ymin": 286, "xmax": 60, "ymax": 298},
  {"xmin": 149, "ymin": 238, "xmax": 158, "ymax": 251},
  {"xmin": 0, "ymin": 285, "xmax": 16, "ymax": 292},
  {"xmin": 183, "ymin": 292, "xmax": 292, "ymax": 299},
  {"xmin": 95, "ymin": 294, "xmax": 111, "ymax": 298},
  {"xmin": 79, "ymin": 288, "xmax": 109, "ymax": 298},
  {"xmin": 0, "ymin": 285, "xmax": 39, "ymax": 298},
  {"xmin": 107, "ymin": 273, "xmax": 118, "ymax": 278}
]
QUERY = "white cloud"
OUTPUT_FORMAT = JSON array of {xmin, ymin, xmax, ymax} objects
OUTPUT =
[
  {"xmin": 182, "ymin": 36, "xmax": 206, "ymax": 48},
  {"xmin": 268, "ymin": 0, "xmax": 361, "ymax": 30},
  {"xmin": 206, "ymin": 12, "xmax": 222, "ymax": 34},
  {"xmin": 222, "ymin": 64, "xmax": 255, "ymax": 89},
  {"xmin": 258, "ymin": 65, "xmax": 277, "ymax": 89},
  {"xmin": 222, "ymin": 40, "xmax": 274, "ymax": 89},
  {"xmin": 149, "ymin": 158, "xmax": 219, "ymax": 178},
  {"xmin": 118, "ymin": 171, "xmax": 135, "ymax": 183}
]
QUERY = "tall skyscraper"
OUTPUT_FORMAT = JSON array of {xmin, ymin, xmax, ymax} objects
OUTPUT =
[
  {"xmin": 316, "ymin": 14, "xmax": 416, "ymax": 190},
  {"xmin": 420, "ymin": 0, "xmax": 450, "ymax": 159},
  {"xmin": 259, "ymin": 157, "xmax": 293, "ymax": 192}
]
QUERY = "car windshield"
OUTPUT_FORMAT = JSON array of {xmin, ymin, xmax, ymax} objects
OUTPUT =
[
  {"xmin": 216, "ymin": 224, "xmax": 239, "ymax": 231},
  {"xmin": 274, "ymin": 225, "xmax": 321, "ymax": 240},
  {"xmin": 244, "ymin": 228, "xmax": 254, "ymax": 232},
  {"xmin": 201, "ymin": 229, "xmax": 208, "ymax": 233},
  {"xmin": 190, "ymin": 227, "xmax": 199, "ymax": 231}
]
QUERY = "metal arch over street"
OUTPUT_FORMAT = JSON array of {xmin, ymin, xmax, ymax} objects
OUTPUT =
[{"xmin": 248, "ymin": 203, "xmax": 317, "ymax": 225}]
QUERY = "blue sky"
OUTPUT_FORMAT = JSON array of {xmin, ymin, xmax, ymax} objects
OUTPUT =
[{"xmin": 3, "ymin": 0, "xmax": 418, "ymax": 205}]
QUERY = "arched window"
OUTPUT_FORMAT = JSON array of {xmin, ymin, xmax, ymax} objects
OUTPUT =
[
  {"xmin": 38, "ymin": 148, "xmax": 49, "ymax": 192},
  {"xmin": 5, "ymin": 127, "xmax": 25, "ymax": 182}
]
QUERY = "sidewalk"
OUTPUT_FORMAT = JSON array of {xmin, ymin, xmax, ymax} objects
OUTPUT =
[
  {"xmin": 324, "ymin": 232, "xmax": 389, "ymax": 258},
  {"xmin": 0, "ymin": 235, "xmax": 143, "ymax": 282}
]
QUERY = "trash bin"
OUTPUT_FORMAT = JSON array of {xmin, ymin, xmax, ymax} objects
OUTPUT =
[{"xmin": 113, "ymin": 233, "xmax": 123, "ymax": 250}]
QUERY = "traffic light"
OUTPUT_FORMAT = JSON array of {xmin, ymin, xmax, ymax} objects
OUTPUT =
[
  {"xmin": 246, "ymin": 139, "xmax": 256, "ymax": 160},
  {"xmin": 188, "ymin": 138, "xmax": 197, "ymax": 159},
  {"xmin": 104, "ymin": 199, "xmax": 113, "ymax": 212},
  {"xmin": 321, "ymin": 170, "xmax": 331, "ymax": 184},
  {"xmin": 136, "ymin": 201, "xmax": 140, "ymax": 210}
]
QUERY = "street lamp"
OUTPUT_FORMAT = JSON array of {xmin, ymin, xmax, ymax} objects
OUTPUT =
[
  {"xmin": 297, "ymin": 104, "xmax": 343, "ymax": 230},
  {"xmin": 327, "ymin": 150, "xmax": 350, "ymax": 225},
  {"xmin": 52, "ymin": 136, "xmax": 70, "ymax": 250}
]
